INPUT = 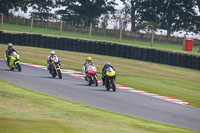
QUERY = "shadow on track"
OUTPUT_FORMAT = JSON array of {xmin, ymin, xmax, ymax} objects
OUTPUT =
[
  {"xmin": 76, "ymin": 83, "xmax": 98, "ymax": 87},
  {"xmin": 38, "ymin": 76, "xmax": 62, "ymax": 80},
  {"xmin": 0, "ymin": 69, "xmax": 20, "ymax": 72}
]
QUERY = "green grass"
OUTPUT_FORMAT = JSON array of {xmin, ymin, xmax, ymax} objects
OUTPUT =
[
  {"xmin": 2, "ymin": 23, "xmax": 200, "ymax": 55},
  {"xmin": 0, "ymin": 44, "xmax": 200, "ymax": 108},
  {"xmin": 0, "ymin": 80, "xmax": 198, "ymax": 133}
]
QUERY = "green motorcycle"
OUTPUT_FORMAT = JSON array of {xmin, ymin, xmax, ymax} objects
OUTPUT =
[{"xmin": 5, "ymin": 52, "xmax": 21, "ymax": 72}]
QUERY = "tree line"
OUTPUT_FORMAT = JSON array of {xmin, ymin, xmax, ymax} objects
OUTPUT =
[{"xmin": 0, "ymin": 0, "xmax": 200, "ymax": 38}]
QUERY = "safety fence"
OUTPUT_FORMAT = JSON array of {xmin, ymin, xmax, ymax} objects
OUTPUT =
[{"xmin": 0, "ymin": 31, "xmax": 200, "ymax": 70}]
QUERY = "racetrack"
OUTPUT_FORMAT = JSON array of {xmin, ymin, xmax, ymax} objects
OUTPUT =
[{"xmin": 0, "ymin": 60, "xmax": 199, "ymax": 131}]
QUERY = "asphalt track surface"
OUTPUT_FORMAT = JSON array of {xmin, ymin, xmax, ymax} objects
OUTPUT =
[{"xmin": 0, "ymin": 60, "xmax": 200, "ymax": 131}]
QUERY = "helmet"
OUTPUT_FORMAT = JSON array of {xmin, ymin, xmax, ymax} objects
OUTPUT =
[
  {"xmin": 51, "ymin": 51, "xmax": 55, "ymax": 56},
  {"xmin": 105, "ymin": 62, "xmax": 110, "ymax": 65},
  {"xmin": 8, "ymin": 43, "xmax": 13, "ymax": 48},
  {"xmin": 12, "ymin": 52, "xmax": 17, "ymax": 57},
  {"xmin": 86, "ymin": 57, "xmax": 92, "ymax": 61}
]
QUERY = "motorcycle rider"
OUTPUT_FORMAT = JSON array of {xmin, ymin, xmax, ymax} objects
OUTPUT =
[
  {"xmin": 47, "ymin": 51, "xmax": 61, "ymax": 73},
  {"xmin": 6, "ymin": 43, "xmax": 18, "ymax": 66},
  {"xmin": 102, "ymin": 62, "xmax": 116, "ymax": 86},
  {"xmin": 83, "ymin": 57, "xmax": 95, "ymax": 80}
]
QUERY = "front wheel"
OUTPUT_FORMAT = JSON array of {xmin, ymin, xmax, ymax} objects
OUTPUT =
[
  {"xmin": 51, "ymin": 69, "xmax": 56, "ymax": 78},
  {"xmin": 16, "ymin": 63, "xmax": 21, "ymax": 72},
  {"xmin": 94, "ymin": 75, "xmax": 98, "ymax": 87},
  {"xmin": 9, "ymin": 66, "xmax": 14, "ymax": 71},
  {"xmin": 105, "ymin": 79, "xmax": 110, "ymax": 91},
  {"xmin": 57, "ymin": 69, "xmax": 62, "ymax": 79},
  {"xmin": 88, "ymin": 76, "xmax": 92, "ymax": 85},
  {"xmin": 111, "ymin": 79, "xmax": 116, "ymax": 92}
]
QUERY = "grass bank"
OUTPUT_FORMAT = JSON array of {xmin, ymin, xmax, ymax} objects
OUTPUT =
[
  {"xmin": 0, "ymin": 80, "xmax": 198, "ymax": 133},
  {"xmin": 0, "ymin": 44, "xmax": 200, "ymax": 108},
  {"xmin": 2, "ymin": 23, "xmax": 200, "ymax": 54}
]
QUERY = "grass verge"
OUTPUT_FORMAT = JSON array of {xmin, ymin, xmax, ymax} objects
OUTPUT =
[
  {"xmin": 2, "ymin": 23, "xmax": 200, "ymax": 55},
  {"xmin": 0, "ymin": 44, "xmax": 200, "ymax": 108},
  {"xmin": 0, "ymin": 80, "xmax": 198, "ymax": 133}
]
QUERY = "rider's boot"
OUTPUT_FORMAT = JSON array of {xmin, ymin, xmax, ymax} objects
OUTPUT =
[
  {"xmin": 102, "ymin": 77, "xmax": 105, "ymax": 86},
  {"xmin": 84, "ymin": 72, "xmax": 87, "ymax": 81},
  {"xmin": 47, "ymin": 65, "xmax": 51, "ymax": 73},
  {"xmin": 7, "ymin": 59, "xmax": 10, "ymax": 67}
]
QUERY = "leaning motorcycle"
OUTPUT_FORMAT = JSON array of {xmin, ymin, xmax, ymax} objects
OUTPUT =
[
  {"xmin": 85, "ymin": 65, "xmax": 98, "ymax": 86},
  {"xmin": 49, "ymin": 57, "xmax": 62, "ymax": 79},
  {"xmin": 5, "ymin": 52, "xmax": 21, "ymax": 72},
  {"xmin": 104, "ymin": 67, "xmax": 116, "ymax": 92}
]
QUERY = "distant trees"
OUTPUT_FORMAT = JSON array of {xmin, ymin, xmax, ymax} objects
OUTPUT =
[
  {"xmin": 28, "ymin": 0, "xmax": 54, "ymax": 21},
  {"xmin": 120, "ymin": 0, "xmax": 200, "ymax": 35},
  {"xmin": 2, "ymin": 0, "xmax": 200, "ymax": 34},
  {"xmin": 0, "ymin": 0, "xmax": 27, "ymax": 16},
  {"xmin": 120, "ymin": 0, "xmax": 140, "ymax": 32},
  {"xmin": 56, "ymin": 0, "xmax": 116, "ymax": 27}
]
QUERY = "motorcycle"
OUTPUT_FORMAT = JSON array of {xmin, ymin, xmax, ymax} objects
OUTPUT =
[
  {"xmin": 85, "ymin": 65, "xmax": 98, "ymax": 86},
  {"xmin": 49, "ymin": 56, "xmax": 62, "ymax": 79},
  {"xmin": 104, "ymin": 67, "xmax": 116, "ymax": 92},
  {"xmin": 5, "ymin": 52, "xmax": 21, "ymax": 72}
]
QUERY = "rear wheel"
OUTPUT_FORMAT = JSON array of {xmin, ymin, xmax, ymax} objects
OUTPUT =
[
  {"xmin": 94, "ymin": 75, "xmax": 98, "ymax": 87},
  {"xmin": 16, "ymin": 63, "xmax": 21, "ymax": 72},
  {"xmin": 57, "ymin": 69, "xmax": 62, "ymax": 79}
]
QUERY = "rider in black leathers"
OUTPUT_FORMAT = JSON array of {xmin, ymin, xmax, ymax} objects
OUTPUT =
[
  {"xmin": 102, "ymin": 62, "xmax": 116, "ymax": 86},
  {"xmin": 6, "ymin": 43, "xmax": 18, "ymax": 66}
]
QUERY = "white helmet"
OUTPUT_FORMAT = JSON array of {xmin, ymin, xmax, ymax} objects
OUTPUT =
[
  {"xmin": 12, "ymin": 52, "xmax": 17, "ymax": 57},
  {"xmin": 51, "ymin": 51, "xmax": 55, "ymax": 56},
  {"xmin": 8, "ymin": 43, "xmax": 13, "ymax": 48}
]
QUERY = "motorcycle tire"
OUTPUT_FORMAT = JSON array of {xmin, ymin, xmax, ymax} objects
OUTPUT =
[
  {"xmin": 105, "ymin": 80, "xmax": 110, "ymax": 91},
  {"xmin": 88, "ymin": 77, "xmax": 92, "ymax": 85},
  {"xmin": 16, "ymin": 63, "xmax": 22, "ymax": 72},
  {"xmin": 111, "ymin": 79, "xmax": 116, "ymax": 92},
  {"xmin": 94, "ymin": 75, "xmax": 98, "ymax": 87},
  {"xmin": 105, "ymin": 85, "xmax": 110, "ymax": 91},
  {"xmin": 51, "ymin": 69, "xmax": 56, "ymax": 78},
  {"xmin": 57, "ymin": 69, "xmax": 62, "ymax": 79},
  {"xmin": 9, "ymin": 64, "xmax": 14, "ymax": 70}
]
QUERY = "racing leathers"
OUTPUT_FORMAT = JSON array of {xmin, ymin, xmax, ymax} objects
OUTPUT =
[
  {"xmin": 47, "ymin": 55, "xmax": 61, "ymax": 73},
  {"xmin": 83, "ymin": 61, "xmax": 95, "ymax": 79},
  {"xmin": 6, "ymin": 47, "xmax": 18, "ymax": 66},
  {"xmin": 102, "ymin": 64, "xmax": 116, "ymax": 86}
]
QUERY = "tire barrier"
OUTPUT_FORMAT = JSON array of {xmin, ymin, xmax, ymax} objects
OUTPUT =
[
  {"xmin": 0, "ymin": 31, "xmax": 199, "ymax": 70},
  {"xmin": 0, "ymin": 31, "xmax": 2, "ymax": 43}
]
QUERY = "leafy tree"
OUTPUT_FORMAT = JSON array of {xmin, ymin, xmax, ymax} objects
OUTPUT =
[
  {"xmin": 0, "ymin": 0, "xmax": 54, "ymax": 22},
  {"xmin": 194, "ymin": 0, "xmax": 200, "ymax": 33},
  {"xmin": 137, "ymin": 21, "xmax": 160, "ymax": 34},
  {"xmin": 28, "ymin": 0, "xmax": 54, "ymax": 21},
  {"xmin": 0, "ymin": 0, "xmax": 27, "ymax": 16},
  {"xmin": 138, "ymin": 0, "xmax": 199, "ymax": 37},
  {"xmin": 56, "ymin": 0, "xmax": 116, "ymax": 27},
  {"xmin": 120, "ymin": 0, "xmax": 141, "ymax": 33},
  {"xmin": 112, "ymin": 9, "xmax": 130, "ymax": 31},
  {"xmin": 100, "ymin": 13, "xmax": 110, "ymax": 37}
]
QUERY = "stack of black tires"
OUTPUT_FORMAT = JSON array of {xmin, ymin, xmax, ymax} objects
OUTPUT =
[{"xmin": 0, "ymin": 31, "xmax": 199, "ymax": 70}]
